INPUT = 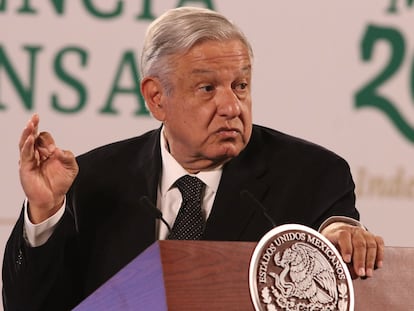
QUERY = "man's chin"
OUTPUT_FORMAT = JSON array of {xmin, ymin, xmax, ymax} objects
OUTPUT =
[{"xmin": 213, "ymin": 144, "xmax": 244, "ymax": 161}]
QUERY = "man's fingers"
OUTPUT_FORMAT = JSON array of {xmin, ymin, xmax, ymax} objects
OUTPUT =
[
  {"xmin": 331, "ymin": 226, "xmax": 368, "ymax": 277},
  {"xmin": 374, "ymin": 236, "xmax": 385, "ymax": 268},
  {"xmin": 20, "ymin": 133, "xmax": 35, "ymax": 163},
  {"xmin": 53, "ymin": 148, "xmax": 79, "ymax": 175},
  {"xmin": 362, "ymin": 233, "xmax": 378, "ymax": 277},
  {"xmin": 57, "ymin": 149, "xmax": 76, "ymax": 165},
  {"xmin": 19, "ymin": 117, "xmax": 36, "ymax": 151},
  {"xmin": 19, "ymin": 114, "xmax": 41, "ymax": 154},
  {"xmin": 32, "ymin": 113, "xmax": 39, "ymax": 135},
  {"xmin": 351, "ymin": 231, "xmax": 384, "ymax": 278},
  {"xmin": 336, "ymin": 229, "xmax": 353, "ymax": 263},
  {"xmin": 351, "ymin": 230, "xmax": 368, "ymax": 277},
  {"xmin": 35, "ymin": 132, "xmax": 56, "ymax": 152},
  {"xmin": 35, "ymin": 132, "xmax": 56, "ymax": 160},
  {"xmin": 323, "ymin": 224, "xmax": 384, "ymax": 278}
]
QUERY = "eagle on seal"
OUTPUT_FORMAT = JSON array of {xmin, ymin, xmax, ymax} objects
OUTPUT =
[{"xmin": 269, "ymin": 242, "xmax": 338, "ymax": 304}]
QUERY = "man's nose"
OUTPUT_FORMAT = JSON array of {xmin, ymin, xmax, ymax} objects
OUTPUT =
[{"xmin": 216, "ymin": 88, "xmax": 241, "ymax": 118}]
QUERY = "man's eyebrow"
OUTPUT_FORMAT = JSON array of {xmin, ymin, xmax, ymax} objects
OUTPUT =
[{"xmin": 241, "ymin": 65, "xmax": 252, "ymax": 73}]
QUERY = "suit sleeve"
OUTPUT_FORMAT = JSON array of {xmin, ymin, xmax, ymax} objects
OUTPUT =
[
  {"xmin": 312, "ymin": 155, "xmax": 359, "ymax": 228},
  {"xmin": 2, "ymin": 206, "xmax": 82, "ymax": 311}
]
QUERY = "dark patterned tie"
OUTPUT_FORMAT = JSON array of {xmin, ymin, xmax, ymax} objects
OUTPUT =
[{"xmin": 167, "ymin": 175, "xmax": 205, "ymax": 240}]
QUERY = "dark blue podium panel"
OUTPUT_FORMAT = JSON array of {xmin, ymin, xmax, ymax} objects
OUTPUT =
[{"xmin": 74, "ymin": 242, "xmax": 167, "ymax": 311}]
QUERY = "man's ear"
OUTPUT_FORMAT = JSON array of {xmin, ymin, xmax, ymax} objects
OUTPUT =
[{"xmin": 141, "ymin": 77, "xmax": 166, "ymax": 121}]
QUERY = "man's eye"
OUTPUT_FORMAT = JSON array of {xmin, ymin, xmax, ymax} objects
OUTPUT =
[
  {"xmin": 200, "ymin": 85, "xmax": 215, "ymax": 92},
  {"xmin": 234, "ymin": 83, "xmax": 248, "ymax": 91}
]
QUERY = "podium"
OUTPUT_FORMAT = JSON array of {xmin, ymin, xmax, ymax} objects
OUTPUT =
[{"xmin": 74, "ymin": 241, "xmax": 414, "ymax": 311}]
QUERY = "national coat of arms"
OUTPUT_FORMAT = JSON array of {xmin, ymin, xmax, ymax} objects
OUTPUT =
[{"xmin": 249, "ymin": 224, "xmax": 354, "ymax": 311}]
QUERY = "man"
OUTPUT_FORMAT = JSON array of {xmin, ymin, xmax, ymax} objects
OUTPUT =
[{"xmin": 3, "ymin": 6, "xmax": 384, "ymax": 311}]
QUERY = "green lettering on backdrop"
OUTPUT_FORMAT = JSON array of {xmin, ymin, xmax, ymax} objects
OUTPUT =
[
  {"xmin": 2, "ymin": 0, "xmax": 120, "ymax": 15},
  {"xmin": 137, "ymin": 0, "xmax": 215, "ymax": 21},
  {"xmin": 0, "ymin": 0, "xmax": 66, "ymax": 14},
  {"xmin": 355, "ymin": 24, "xmax": 414, "ymax": 143},
  {"xmin": 0, "ymin": 0, "xmax": 215, "ymax": 115},
  {"xmin": 136, "ymin": 0, "xmax": 156, "ymax": 20},
  {"xmin": 16, "ymin": 0, "xmax": 36, "ymax": 13},
  {"xmin": 176, "ymin": 0, "xmax": 214, "ymax": 10},
  {"xmin": 0, "ymin": 0, "xmax": 137, "ymax": 16},
  {"xmin": 51, "ymin": 47, "xmax": 88, "ymax": 113},
  {"xmin": 0, "ymin": 45, "xmax": 42, "ymax": 111},
  {"xmin": 100, "ymin": 51, "xmax": 148, "ymax": 115},
  {"xmin": 50, "ymin": 0, "xmax": 65, "ymax": 14},
  {"xmin": 387, "ymin": 0, "xmax": 414, "ymax": 13},
  {"xmin": 83, "ymin": 0, "xmax": 122, "ymax": 18}
]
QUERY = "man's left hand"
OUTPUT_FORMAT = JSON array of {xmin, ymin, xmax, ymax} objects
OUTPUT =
[{"xmin": 322, "ymin": 223, "xmax": 384, "ymax": 278}]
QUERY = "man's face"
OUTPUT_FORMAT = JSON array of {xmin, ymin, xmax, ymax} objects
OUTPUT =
[{"xmin": 149, "ymin": 39, "xmax": 253, "ymax": 172}]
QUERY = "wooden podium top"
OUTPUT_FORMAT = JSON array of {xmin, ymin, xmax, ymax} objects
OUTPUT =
[
  {"xmin": 160, "ymin": 240, "xmax": 255, "ymax": 311},
  {"xmin": 353, "ymin": 246, "xmax": 414, "ymax": 310},
  {"xmin": 161, "ymin": 241, "xmax": 414, "ymax": 311},
  {"xmin": 75, "ymin": 241, "xmax": 414, "ymax": 311}
]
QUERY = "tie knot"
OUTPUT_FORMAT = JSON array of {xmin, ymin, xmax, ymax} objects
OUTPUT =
[{"xmin": 175, "ymin": 175, "xmax": 205, "ymax": 202}]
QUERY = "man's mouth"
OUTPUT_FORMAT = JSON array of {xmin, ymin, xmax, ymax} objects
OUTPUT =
[{"xmin": 216, "ymin": 128, "xmax": 241, "ymax": 138}]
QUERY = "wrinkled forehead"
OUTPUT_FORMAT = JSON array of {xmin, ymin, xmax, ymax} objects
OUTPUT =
[
  {"xmin": 176, "ymin": 39, "xmax": 253, "ymax": 68},
  {"xmin": 183, "ymin": 38, "xmax": 253, "ymax": 62}
]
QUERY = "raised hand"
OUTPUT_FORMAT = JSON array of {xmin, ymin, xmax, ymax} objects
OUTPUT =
[{"xmin": 19, "ymin": 114, "xmax": 79, "ymax": 223}]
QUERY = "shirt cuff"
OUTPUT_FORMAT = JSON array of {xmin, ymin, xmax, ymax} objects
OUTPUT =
[
  {"xmin": 318, "ymin": 215, "xmax": 366, "ymax": 233},
  {"xmin": 23, "ymin": 198, "xmax": 66, "ymax": 247}
]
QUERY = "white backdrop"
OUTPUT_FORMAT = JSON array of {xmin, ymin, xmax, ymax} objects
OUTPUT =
[{"xmin": 1, "ymin": 0, "xmax": 413, "ymax": 305}]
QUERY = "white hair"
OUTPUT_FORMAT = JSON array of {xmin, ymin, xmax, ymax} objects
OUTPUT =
[{"xmin": 140, "ymin": 7, "xmax": 253, "ymax": 93}]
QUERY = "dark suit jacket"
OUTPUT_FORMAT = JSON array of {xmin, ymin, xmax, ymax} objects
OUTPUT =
[{"xmin": 2, "ymin": 124, "xmax": 358, "ymax": 310}]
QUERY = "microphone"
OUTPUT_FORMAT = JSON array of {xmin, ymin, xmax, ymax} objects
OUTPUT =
[
  {"xmin": 139, "ymin": 196, "xmax": 172, "ymax": 233},
  {"xmin": 240, "ymin": 190, "xmax": 277, "ymax": 228}
]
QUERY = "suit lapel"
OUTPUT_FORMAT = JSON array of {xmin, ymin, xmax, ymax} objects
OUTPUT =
[
  {"xmin": 126, "ymin": 127, "xmax": 163, "ymax": 244},
  {"xmin": 135, "ymin": 127, "xmax": 163, "ymax": 203},
  {"xmin": 203, "ymin": 136, "xmax": 270, "ymax": 241}
]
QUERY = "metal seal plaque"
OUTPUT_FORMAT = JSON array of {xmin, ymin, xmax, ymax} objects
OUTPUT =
[{"xmin": 249, "ymin": 224, "xmax": 354, "ymax": 311}]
